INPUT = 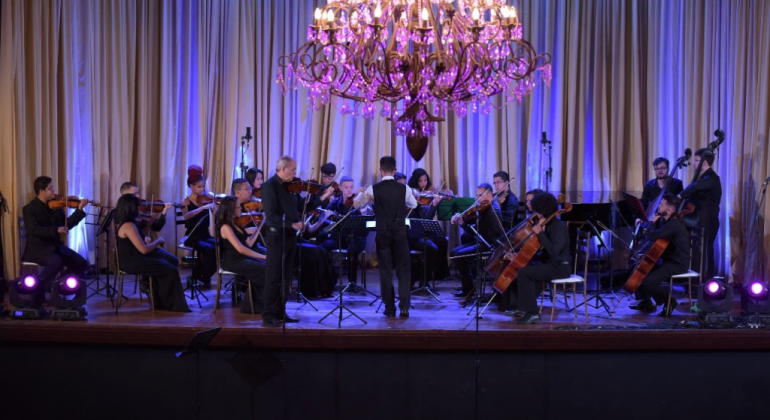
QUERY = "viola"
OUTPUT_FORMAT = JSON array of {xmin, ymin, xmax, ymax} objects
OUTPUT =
[
  {"xmin": 243, "ymin": 199, "xmax": 263, "ymax": 212},
  {"xmin": 492, "ymin": 202, "xmax": 573, "ymax": 294},
  {"xmin": 623, "ymin": 203, "xmax": 694, "ymax": 294},
  {"xmin": 195, "ymin": 193, "xmax": 227, "ymax": 206},
  {"xmin": 138, "ymin": 200, "xmax": 182, "ymax": 213},
  {"xmin": 234, "ymin": 211, "xmax": 264, "ymax": 228},
  {"xmin": 48, "ymin": 195, "xmax": 100, "ymax": 210}
]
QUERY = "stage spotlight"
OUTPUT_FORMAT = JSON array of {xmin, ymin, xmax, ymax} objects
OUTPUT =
[
  {"xmin": 741, "ymin": 280, "xmax": 770, "ymax": 325},
  {"xmin": 50, "ymin": 275, "xmax": 88, "ymax": 320},
  {"xmin": 9, "ymin": 275, "xmax": 46, "ymax": 319},
  {"xmin": 697, "ymin": 277, "xmax": 734, "ymax": 323}
]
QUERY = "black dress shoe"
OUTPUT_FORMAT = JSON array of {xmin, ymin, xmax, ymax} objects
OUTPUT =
[
  {"xmin": 514, "ymin": 312, "xmax": 541, "ymax": 325},
  {"xmin": 383, "ymin": 308, "xmax": 396, "ymax": 317},
  {"xmin": 281, "ymin": 315, "xmax": 300, "ymax": 323},
  {"xmin": 629, "ymin": 302, "xmax": 656, "ymax": 313},
  {"xmin": 399, "ymin": 310, "xmax": 409, "ymax": 318},
  {"xmin": 659, "ymin": 298, "xmax": 678, "ymax": 317},
  {"xmin": 262, "ymin": 318, "xmax": 281, "ymax": 328},
  {"xmin": 453, "ymin": 290, "xmax": 470, "ymax": 297}
]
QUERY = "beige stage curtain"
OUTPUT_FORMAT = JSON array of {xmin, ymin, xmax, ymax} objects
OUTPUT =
[{"xmin": 1, "ymin": 0, "xmax": 769, "ymax": 283}]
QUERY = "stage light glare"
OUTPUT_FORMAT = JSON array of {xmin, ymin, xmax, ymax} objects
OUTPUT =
[
  {"xmin": 749, "ymin": 281, "xmax": 767, "ymax": 298},
  {"xmin": 64, "ymin": 276, "xmax": 79, "ymax": 290},
  {"xmin": 706, "ymin": 280, "xmax": 721, "ymax": 295},
  {"xmin": 22, "ymin": 275, "xmax": 37, "ymax": 289},
  {"xmin": 697, "ymin": 277, "xmax": 733, "ymax": 321}
]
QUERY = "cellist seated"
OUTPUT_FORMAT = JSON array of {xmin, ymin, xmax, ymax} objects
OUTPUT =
[
  {"xmin": 509, "ymin": 193, "xmax": 571, "ymax": 325},
  {"xmin": 629, "ymin": 194, "xmax": 690, "ymax": 316}
]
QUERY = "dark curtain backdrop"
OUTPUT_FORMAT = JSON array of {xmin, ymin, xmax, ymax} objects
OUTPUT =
[{"xmin": 1, "ymin": 0, "xmax": 769, "ymax": 283}]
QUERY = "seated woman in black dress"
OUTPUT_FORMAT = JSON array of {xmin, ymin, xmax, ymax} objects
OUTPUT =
[
  {"xmin": 216, "ymin": 196, "xmax": 267, "ymax": 314},
  {"xmin": 114, "ymin": 194, "xmax": 190, "ymax": 312}
]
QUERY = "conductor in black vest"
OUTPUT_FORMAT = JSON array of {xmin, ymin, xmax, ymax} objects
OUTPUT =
[
  {"xmin": 354, "ymin": 156, "xmax": 418, "ymax": 317},
  {"xmin": 22, "ymin": 176, "xmax": 90, "ymax": 296},
  {"xmin": 261, "ymin": 156, "xmax": 303, "ymax": 328}
]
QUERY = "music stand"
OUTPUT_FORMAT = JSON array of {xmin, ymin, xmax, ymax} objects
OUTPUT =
[
  {"xmin": 318, "ymin": 215, "xmax": 373, "ymax": 328},
  {"xmin": 88, "ymin": 208, "xmax": 125, "ymax": 303},
  {"xmin": 408, "ymin": 218, "xmax": 444, "ymax": 302},
  {"xmin": 622, "ymin": 191, "xmax": 648, "ymax": 222},
  {"xmin": 574, "ymin": 220, "xmax": 613, "ymax": 316},
  {"xmin": 176, "ymin": 327, "xmax": 221, "ymax": 420}
]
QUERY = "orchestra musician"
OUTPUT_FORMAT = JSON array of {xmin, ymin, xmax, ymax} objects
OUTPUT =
[
  {"xmin": 21, "ymin": 176, "xmax": 90, "ymax": 299},
  {"xmin": 678, "ymin": 148, "xmax": 722, "ymax": 280},
  {"xmin": 180, "ymin": 165, "xmax": 217, "ymax": 288},
  {"xmin": 216, "ymin": 196, "xmax": 267, "ymax": 314},
  {"xmin": 493, "ymin": 171, "xmax": 520, "ymax": 231},
  {"xmin": 232, "ymin": 178, "xmax": 265, "ymax": 251},
  {"xmin": 120, "ymin": 182, "xmax": 178, "ymax": 266},
  {"xmin": 261, "ymin": 156, "xmax": 303, "ymax": 327},
  {"xmin": 394, "ymin": 172, "xmax": 407, "ymax": 184},
  {"xmin": 406, "ymin": 168, "xmax": 449, "ymax": 282},
  {"xmin": 114, "ymin": 194, "xmax": 190, "ymax": 312},
  {"xmin": 512, "ymin": 192, "xmax": 571, "ymax": 325},
  {"xmin": 630, "ymin": 194, "xmax": 690, "ymax": 316},
  {"xmin": 245, "ymin": 167, "xmax": 264, "ymax": 196},
  {"xmin": 354, "ymin": 156, "xmax": 418, "ymax": 317},
  {"xmin": 309, "ymin": 162, "xmax": 338, "ymax": 209},
  {"xmin": 640, "ymin": 157, "xmax": 683, "ymax": 209},
  {"xmin": 323, "ymin": 176, "xmax": 367, "ymax": 291},
  {"xmin": 449, "ymin": 183, "xmax": 505, "ymax": 298}
]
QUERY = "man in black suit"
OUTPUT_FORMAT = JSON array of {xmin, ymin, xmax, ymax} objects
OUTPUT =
[
  {"xmin": 22, "ymin": 176, "xmax": 90, "ymax": 297},
  {"xmin": 493, "ymin": 171, "xmax": 520, "ymax": 231},
  {"xmin": 354, "ymin": 156, "xmax": 417, "ymax": 317},
  {"xmin": 678, "ymin": 148, "xmax": 722, "ymax": 279},
  {"xmin": 640, "ymin": 157, "xmax": 684, "ymax": 209},
  {"xmin": 261, "ymin": 156, "xmax": 304, "ymax": 327}
]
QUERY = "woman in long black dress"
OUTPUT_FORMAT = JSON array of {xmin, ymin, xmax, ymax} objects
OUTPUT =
[
  {"xmin": 297, "ymin": 208, "xmax": 335, "ymax": 297},
  {"xmin": 407, "ymin": 168, "xmax": 449, "ymax": 283},
  {"xmin": 181, "ymin": 165, "xmax": 217, "ymax": 287},
  {"xmin": 216, "ymin": 196, "xmax": 267, "ymax": 313},
  {"xmin": 115, "ymin": 194, "xmax": 190, "ymax": 312}
]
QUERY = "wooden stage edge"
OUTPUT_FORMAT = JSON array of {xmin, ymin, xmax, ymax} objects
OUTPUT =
[{"xmin": 3, "ymin": 321, "xmax": 770, "ymax": 352}]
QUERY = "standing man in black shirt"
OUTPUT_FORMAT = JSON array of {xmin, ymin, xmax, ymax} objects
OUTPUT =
[
  {"xmin": 449, "ymin": 183, "xmax": 505, "ymax": 298},
  {"xmin": 630, "ymin": 194, "xmax": 691, "ymax": 316},
  {"xmin": 514, "ymin": 192, "xmax": 571, "ymax": 324},
  {"xmin": 22, "ymin": 176, "xmax": 90, "ymax": 297},
  {"xmin": 493, "ymin": 171, "xmax": 520, "ymax": 231},
  {"xmin": 261, "ymin": 156, "xmax": 304, "ymax": 328},
  {"xmin": 678, "ymin": 148, "xmax": 722, "ymax": 279},
  {"xmin": 640, "ymin": 157, "xmax": 684, "ymax": 209},
  {"xmin": 354, "ymin": 156, "xmax": 418, "ymax": 317}
]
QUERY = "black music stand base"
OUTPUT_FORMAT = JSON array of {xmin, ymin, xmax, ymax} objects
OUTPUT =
[
  {"xmin": 287, "ymin": 289, "xmax": 318, "ymax": 310},
  {"xmin": 319, "ymin": 283, "xmax": 367, "ymax": 328},
  {"xmin": 184, "ymin": 277, "xmax": 209, "ymax": 309},
  {"xmin": 176, "ymin": 327, "xmax": 221, "ymax": 420}
]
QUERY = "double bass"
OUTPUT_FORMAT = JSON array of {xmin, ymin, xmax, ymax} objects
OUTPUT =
[
  {"xmin": 622, "ymin": 203, "xmax": 694, "ymax": 294},
  {"xmin": 492, "ymin": 203, "xmax": 573, "ymax": 294}
]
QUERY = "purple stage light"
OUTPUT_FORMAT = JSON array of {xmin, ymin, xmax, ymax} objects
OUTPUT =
[
  {"xmin": 64, "ymin": 276, "xmax": 79, "ymax": 290},
  {"xmin": 749, "ymin": 282, "xmax": 766, "ymax": 297},
  {"xmin": 22, "ymin": 275, "xmax": 37, "ymax": 289},
  {"xmin": 705, "ymin": 281, "xmax": 720, "ymax": 295}
]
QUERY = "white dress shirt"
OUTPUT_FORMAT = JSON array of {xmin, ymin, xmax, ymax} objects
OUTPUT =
[{"xmin": 354, "ymin": 176, "xmax": 418, "ymax": 209}]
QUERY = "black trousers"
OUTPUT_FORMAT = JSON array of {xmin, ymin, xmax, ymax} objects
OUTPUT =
[
  {"xmin": 26, "ymin": 244, "xmax": 88, "ymax": 294},
  {"xmin": 450, "ymin": 242, "xmax": 486, "ymax": 293},
  {"xmin": 263, "ymin": 229, "xmax": 297, "ymax": 320},
  {"xmin": 376, "ymin": 228, "xmax": 411, "ymax": 311},
  {"xmin": 223, "ymin": 256, "xmax": 266, "ymax": 314},
  {"xmin": 516, "ymin": 263, "xmax": 571, "ymax": 314},
  {"xmin": 695, "ymin": 216, "xmax": 719, "ymax": 280},
  {"xmin": 187, "ymin": 237, "xmax": 217, "ymax": 285},
  {"xmin": 637, "ymin": 262, "xmax": 689, "ymax": 305},
  {"xmin": 408, "ymin": 236, "xmax": 449, "ymax": 283}
]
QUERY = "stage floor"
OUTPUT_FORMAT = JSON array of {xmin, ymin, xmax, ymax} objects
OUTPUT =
[{"xmin": 2, "ymin": 269, "xmax": 770, "ymax": 351}]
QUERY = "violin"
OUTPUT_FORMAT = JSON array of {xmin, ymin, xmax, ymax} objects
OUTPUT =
[
  {"xmin": 287, "ymin": 177, "xmax": 328, "ymax": 194},
  {"xmin": 252, "ymin": 188, "xmax": 262, "ymax": 199},
  {"xmin": 414, "ymin": 187, "xmax": 456, "ymax": 206},
  {"xmin": 195, "ymin": 193, "xmax": 227, "ymax": 206},
  {"xmin": 243, "ymin": 199, "xmax": 263, "ymax": 212},
  {"xmin": 48, "ymin": 195, "xmax": 100, "ymax": 210},
  {"xmin": 344, "ymin": 195, "xmax": 355, "ymax": 209},
  {"xmin": 234, "ymin": 211, "xmax": 264, "ymax": 228},
  {"xmin": 496, "ymin": 190, "xmax": 509, "ymax": 205},
  {"xmin": 138, "ymin": 200, "xmax": 182, "ymax": 213},
  {"xmin": 458, "ymin": 200, "xmax": 492, "ymax": 222}
]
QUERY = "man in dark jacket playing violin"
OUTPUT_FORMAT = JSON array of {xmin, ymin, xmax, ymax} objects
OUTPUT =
[
  {"xmin": 512, "ymin": 192, "xmax": 571, "ymax": 325},
  {"xmin": 630, "ymin": 194, "xmax": 690, "ymax": 317},
  {"xmin": 22, "ymin": 176, "xmax": 90, "ymax": 297}
]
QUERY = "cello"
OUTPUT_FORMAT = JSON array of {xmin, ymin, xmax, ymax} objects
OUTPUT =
[
  {"xmin": 492, "ymin": 202, "xmax": 573, "ymax": 294},
  {"xmin": 622, "ymin": 203, "xmax": 694, "ymax": 293}
]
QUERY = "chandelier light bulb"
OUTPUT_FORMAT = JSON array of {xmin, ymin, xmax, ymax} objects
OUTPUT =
[
  {"xmin": 326, "ymin": 10, "xmax": 334, "ymax": 23},
  {"xmin": 351, "ymin": 10, "xmax": 358, "ymax": 24},
  {"xmin": 314, "ymin": 8, "xmax": 322, "ymax": 21},
  {"xmin": 422, "ymin": 7, "xmax": 429, "ymax": 23},
  {"xmin": 472, "ymin": 8, "xmax": 480, "ymax": 23},
  {"xmin": 374, "ymin": 4, "xmax": 382, "ymax": 19},
  {"xmin": 501, "ymin": 6, "xmax": 509, "ymax": 19},
  {"xmin": 511, "ymin": 6, "xmax": 518, "ymax": 19}
]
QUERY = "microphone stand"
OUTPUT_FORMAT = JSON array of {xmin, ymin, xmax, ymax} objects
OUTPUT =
[
  {"xmin": 239, "ymin": 127, "xmax": 253, "ymax": 179},
  {"xmin": 541, "ymin": 131, "xmax": 553, "ymax": 193}
]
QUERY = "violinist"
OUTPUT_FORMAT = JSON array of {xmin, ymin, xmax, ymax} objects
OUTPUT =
[
  {"xmin": 232, "ymin": 178, "xmax": 265, "ymax": 249},
  {"xmin": 640, "ymin": 157, "xmax": 683, "ymax": 209},
  {"xmin": 261, "ymin": 156, "xmax": 303, "ymax": 327},
  {"xmin": 323, "ymin": 176, "xmax": 368, "ymax": 290},
  {"xmin": 309, "ymin": 162, "xmax": 338, "ymax": 209},
  {"xmin": 406, "ymin": 168, "xmax": 449, "ymax": 282},
  {"xmin": 245, "ymin": 167, "xmax": 264, "ymax": 198},
  {"xmin": 449, "ymin": 183, "xmax": 504, "ymax": 298},
  {"xmin": 21, "ymin": 176, "xmax": 89, "ymax": 298},
  {"xmin": 353, "ymin": 156, "xmax": 418, "ymax": 317},
  {"xmin": 114, "ymin": 194, "xmax": 190, "ymax": 312},
  {"xmin": 678, "ymin": 148, "xmax": 722, "ymax": 279},
  {"xmin": 120, "ymin": 182, "xmax": 177, "ymax": 266},
  {"xmin": 493, "ymin": 171, "xmax": 520, "ymax": 230},
  {"xmin": 513, "ymin": 192, "xmax": 571, "ymax": 325},
  {"xmin": 180, "ymin": 165, "xmax": 217, "ymax": 288},
  {"xmin": 630, "ymin": 194, "xmax": 690, "ymax": 316},
  {"xmin": 216, "ymin": 196, "xmax": 267, "ymax": 314}
]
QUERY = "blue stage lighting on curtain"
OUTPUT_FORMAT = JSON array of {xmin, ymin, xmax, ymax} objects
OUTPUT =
[
  {"xmin": 697, "ymin": 277, "xmax": 733, "ymax": 323},
  {"xmin": 50, "ymin": 275, "xmax": 88, "ymax": 320}
]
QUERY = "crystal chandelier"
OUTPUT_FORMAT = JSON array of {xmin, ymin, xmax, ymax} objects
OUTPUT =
[{"xmin": 277, "ymin": 0, "xmax": 552, "ymax": 161}]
